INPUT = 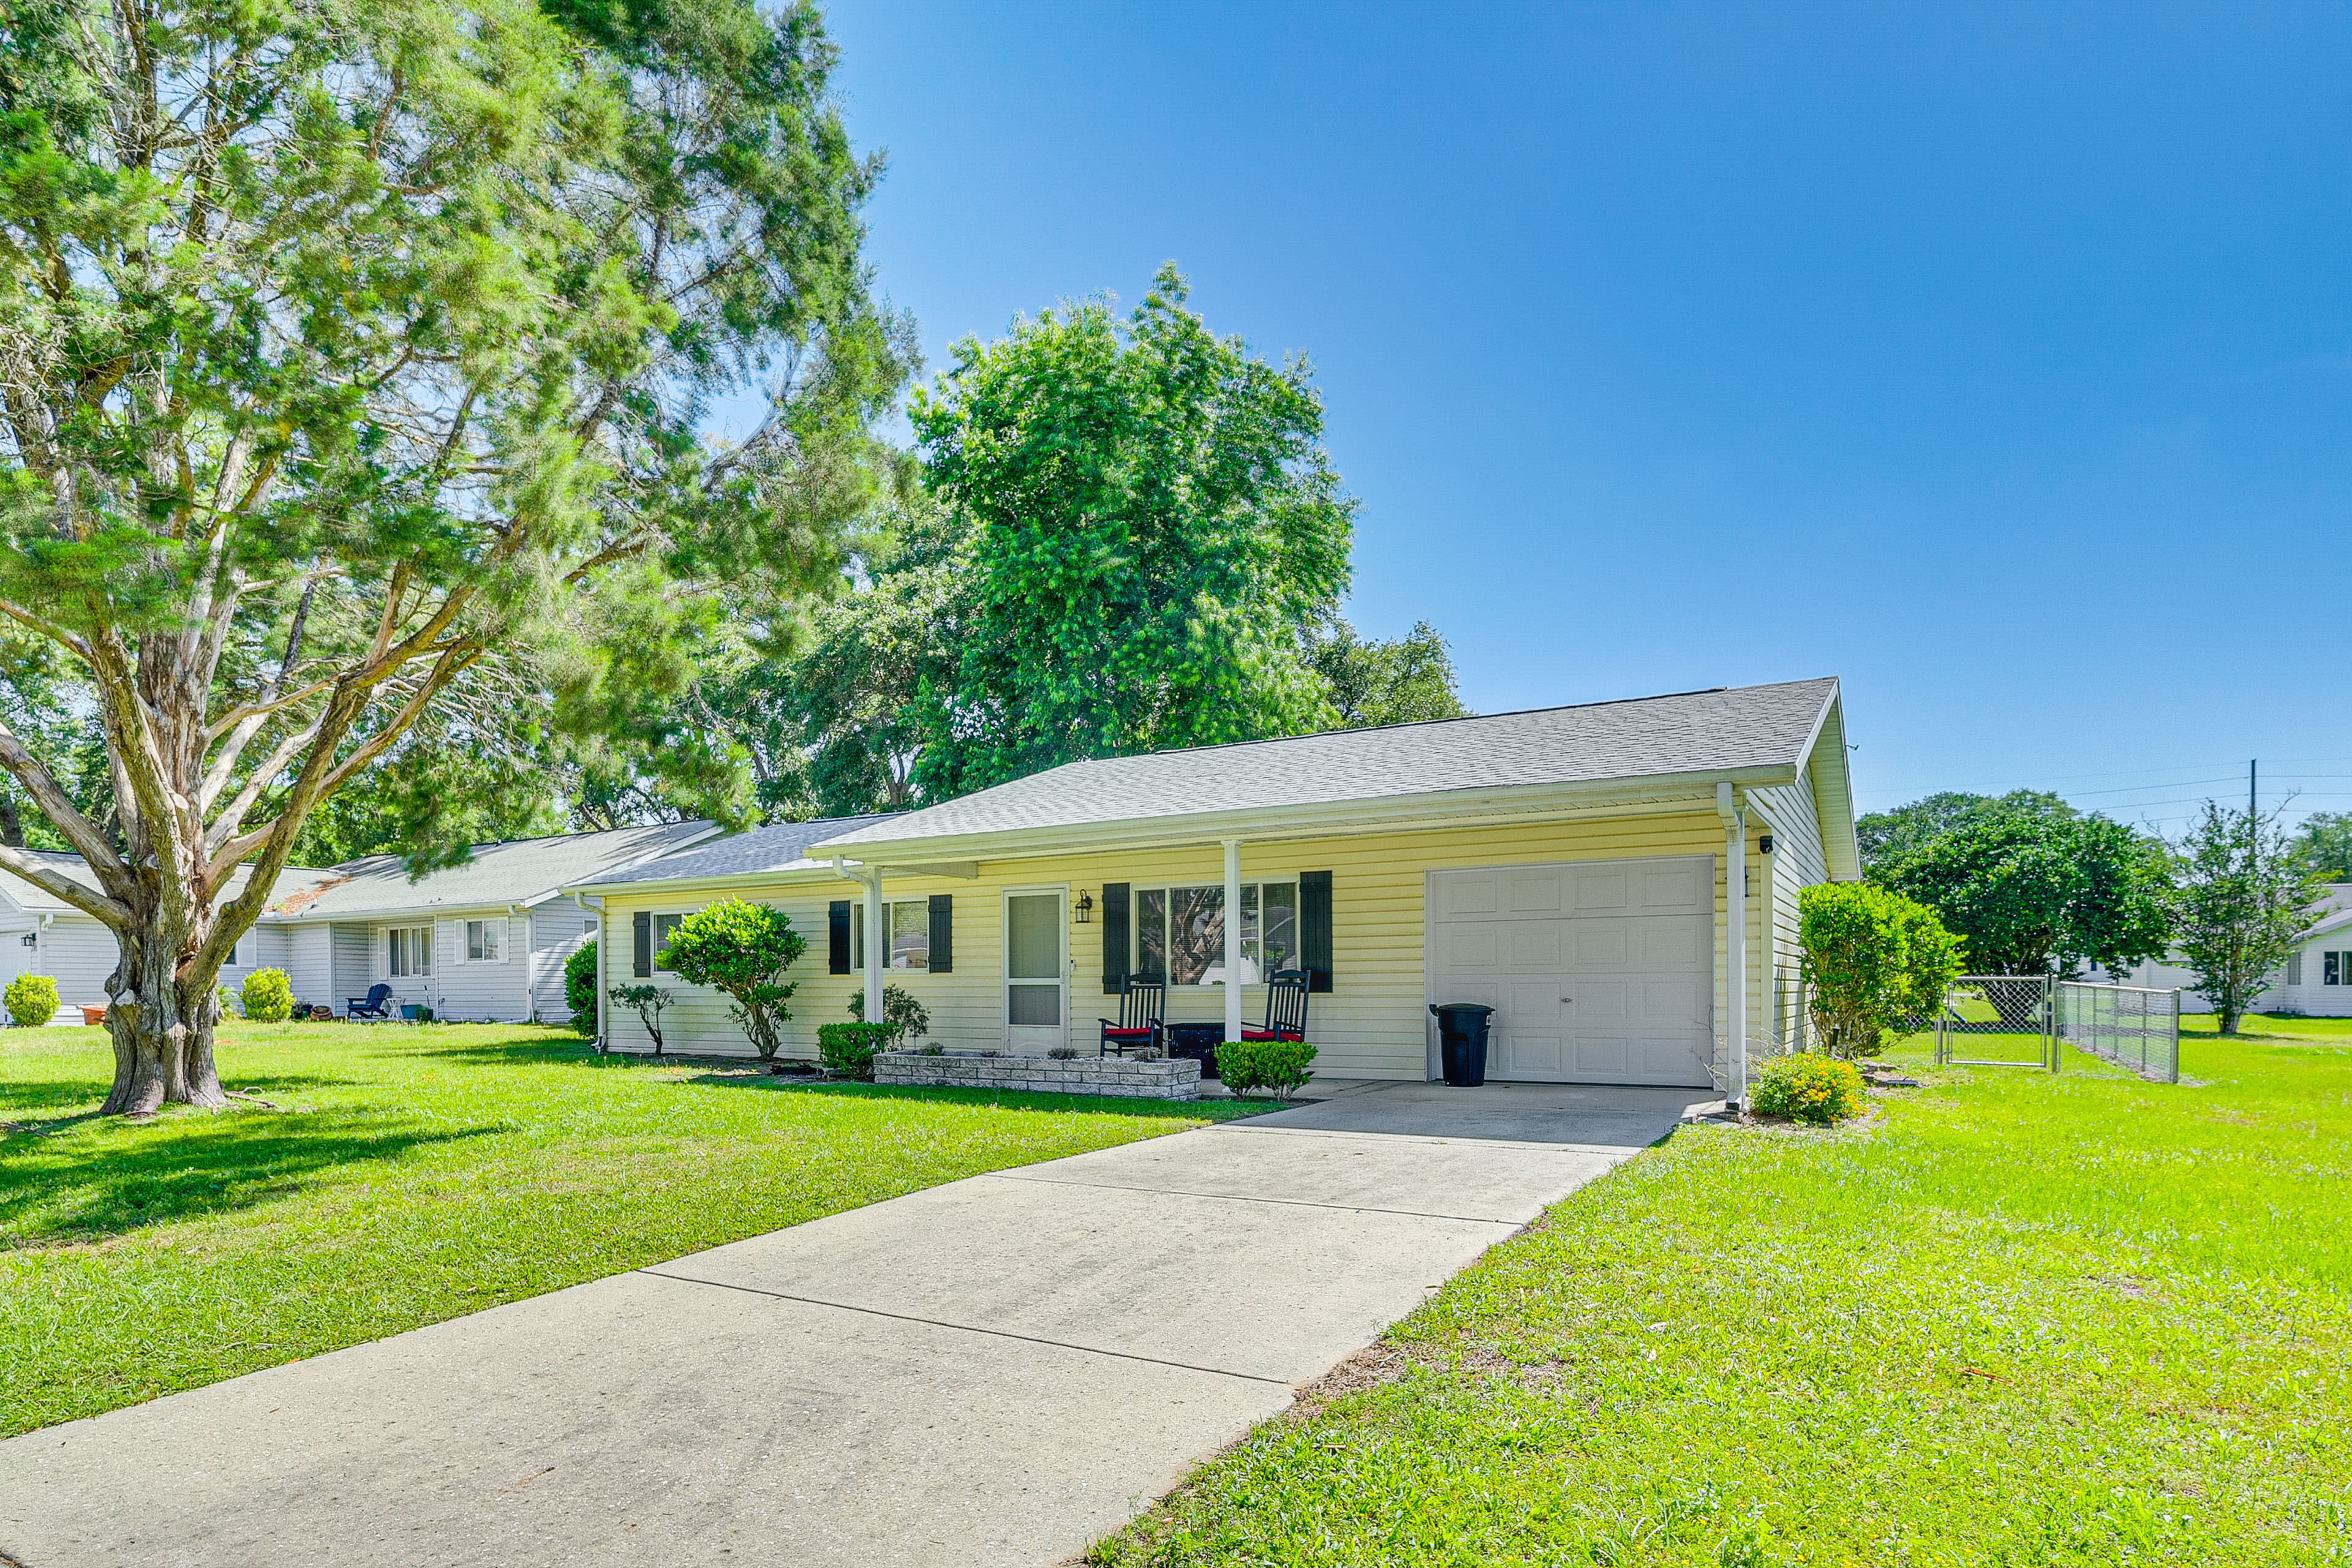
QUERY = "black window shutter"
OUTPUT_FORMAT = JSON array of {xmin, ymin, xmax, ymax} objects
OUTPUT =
[
  {"xmin": 632, "ymin": 911, "xmax": 652, "ymax": 978},
  {"xmin": 829, "ymin": 900, "xmax": 851, "ymax": 974},
  {"xmin": 929, "ymin": 894, "xmax": 954, "ymax": 974},
  {"xmin": 1300, "ymin": 870, "xmax": 1333, "ymax": 993},
  {"xmin": 1102, "ymin": 883, "xmax": 1130, "ymax": 993}
]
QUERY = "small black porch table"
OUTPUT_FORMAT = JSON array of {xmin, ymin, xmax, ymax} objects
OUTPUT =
[{"xmin": 1163, "ymin": 1022, "xmax": 1223, "ymax": 1080}]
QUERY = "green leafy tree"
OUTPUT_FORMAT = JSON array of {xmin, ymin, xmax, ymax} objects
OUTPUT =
[
  {"xmin": 1306, "ymin": 619, "xmax": 1468, "ymax": 729},
  {"xmin": 0, "ymin": 0, "xmax": 901, "ymax": 1112},
  {"xmin": 1871, "ymin": 805, "xmax": 2171, "ymax": 976},
  {"xmin": 659, "ymin": 898, "xmax": 806, "ymax": 1058},
  {"xmin": 606, "ymin": 984, "xmax": 676, "ymax": 1057},
  {"xmin": 2175, "ymin": 801, "xmax": 2328, "ymax": 1035},
  {"xmin": 1798, "ymin": 883, "xmax": 1963, "ymax": 1059},
  {"xmin": 908, "ymin": 266, "xmax": 1354, "ymax": 797},
  {"xmin": 1856, "ymin": 790, "xmax": 2071, "ymax": 870},
  {"xmin": 2291, "ymin": 812, "xmax": 2352, "ymax": 882}
]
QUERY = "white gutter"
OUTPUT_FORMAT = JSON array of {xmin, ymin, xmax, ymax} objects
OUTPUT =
[
  {"xmin": 1717, "ymin": 782, "xmax": 1748, "ymax": 1109},
  {"xmin": 802, "ymin": 766, "xmax": 1802, "ymax": 867}
]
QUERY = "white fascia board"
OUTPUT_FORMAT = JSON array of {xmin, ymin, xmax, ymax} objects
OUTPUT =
[
  {"xmin": 269, "ymin": 900, "xmax": 518, "ymax": 925},
  {"xmin": 565, "ymin": 862, "xmax": 843, "ymax": 899},
  {"xmin": 803, "ymin": 766, "xmax": 1800, "ymax": 867}
]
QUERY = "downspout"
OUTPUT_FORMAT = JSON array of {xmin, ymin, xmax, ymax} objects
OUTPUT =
[
  {"xmin": 1223, "ymin": 838, "xmax": 1244, "ymax": 1047},
  {"xmin": 1717, "ymin": 781, "xmax": 1748, "ymax": 1109}
]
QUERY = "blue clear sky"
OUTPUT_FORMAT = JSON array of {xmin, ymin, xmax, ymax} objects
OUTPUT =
[{"xmin": 813, "ymin": 0, "xmax": 2352, "ymax": 834}]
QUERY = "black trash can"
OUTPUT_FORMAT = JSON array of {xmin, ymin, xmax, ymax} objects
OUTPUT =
[{"xmin": 1430, "ymin": 1003, "xmax": 1494, "ymax": 1087}]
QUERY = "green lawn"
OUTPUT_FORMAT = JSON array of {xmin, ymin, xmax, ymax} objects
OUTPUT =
[
  {"xmin": 2184, "ymin": 1011, "xmax": 2352, "ymax": 1041},
  {"xmin": 1, "ymin": 1021, "xmax": 1252, "ymax": 1438},
  {"xmin": 1096, "ymin": 1033, "xmax": 2352, "ymax": 1566}
]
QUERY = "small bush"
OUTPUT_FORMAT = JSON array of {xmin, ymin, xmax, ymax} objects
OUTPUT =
[
  {"xmin": 818, "ymin": 1021, "xmax": 895, "ymax": 1080},
  {"xmin": 5, "ymin": 973, "xmax": 59, "ymax": 1028},
  {"xmin": 661, "ymin": 899, "xmax": 806, "ymax": 1059},
  {"xmin": 565, "ymin": 940, "xmax": 599, "ymax": 1035},
  {"xmin": 240, "ymin": 967, "xmax": 295, "ymax": 1023},
  {"xmin": 1751, "ymin": 1052, "xmax": 1866, "ymax": 1125},
  {"xmin": 1219, "ymin": 1039, "xmax": 1316, "ymax": 1099},
  {"xmin": 844, "ymin": 982, "xmax": 930, "ymax": 1043}
]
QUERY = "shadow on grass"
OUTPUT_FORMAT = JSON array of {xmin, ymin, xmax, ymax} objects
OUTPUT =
[
  {"xmin": 0, "ymin": 1108, "xmax": 496, "ymax": 1246},
  {"xmin": 399, "ymin": 1035, "xmax": 604, "ymax": 1067},
  {"xmin": 0, "ymin": 1069, "xmax": 363, "ymax": 1121},
  {"xmin": 717, "ymin": 1076, "xmax": 1261, "ymax": 1121}
]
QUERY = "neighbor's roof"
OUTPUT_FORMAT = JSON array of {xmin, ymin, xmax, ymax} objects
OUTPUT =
[
  {"xmin": 812, "ymin": 678, "xmax": 1846, "ymax": 856},
  {"xmin": 569, "ymin": 813, "xmax": 895, "ymax": 892},
  {"xmin": 0, "ymin": 853, "xmax": 331, "ymax": 919},
  {"xmin": 275, "ymin": 821, "xmax": 719, "ymax": 921},
  {"xmin": 2297, "ymin": 885, "xmax": 2352, "ymax": 940}
]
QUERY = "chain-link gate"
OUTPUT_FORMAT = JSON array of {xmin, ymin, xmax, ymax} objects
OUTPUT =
[
  {"xmin": 2056, "ymin": 981, "xmax": 2182, "ymax": 1084},
  {"xmin": 1934, "ymin": 974, "xmax": 2056, "ymax": 1070}
]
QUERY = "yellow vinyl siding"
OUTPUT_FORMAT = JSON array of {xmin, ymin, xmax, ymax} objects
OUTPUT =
[{"xmin": 598, "ymin": 804, "xmax": 1839, "ymax": 1084}]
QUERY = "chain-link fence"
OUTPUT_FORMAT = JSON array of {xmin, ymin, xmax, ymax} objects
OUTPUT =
[
  {"xmin": 2056, "ymin": 981, "xmax": 2181, "ymax": 1084},
  {"xmin": 1934, "ymin": 974, "xmax": 2056, "ymax": 1069}
]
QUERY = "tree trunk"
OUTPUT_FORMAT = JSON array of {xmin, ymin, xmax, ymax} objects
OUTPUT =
[
  {"xmin": 99, "ymin": 919, "xmax": 228, "ymax": 1115},
  {"xmin": 2218, "ymin": 1008, "xmax": 2241, "ymax": 1038}
]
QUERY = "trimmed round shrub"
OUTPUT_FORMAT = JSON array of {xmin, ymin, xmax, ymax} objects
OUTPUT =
[
  {"xmin": 1751, "ymin": 1052, "xmax": 1865, "ymax": 1125},
  {"xmin": 565, "ymin": 940, "xmax": 599, "ymax": 1035},
  {"xmin": 240, "ymin": 967, "xmax": 295, "ymax": 1023},
  {"xmin": 818, "ymin": 1021, "xmax": 894, "ymax": 1080},
  {"xmin": 1219, "ymin": 1038, "xmax": 1317, "ymax": 1099},
  {"xmin": 5, "ymin": 973, "xmax": 59, "ymax": 1028},
  {"xmin": 844, "ymin": 982, "xmax": 930, "ymax": 1043}
]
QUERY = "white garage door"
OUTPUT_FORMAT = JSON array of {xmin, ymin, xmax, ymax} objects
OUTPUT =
[{"xmin": 1426, "ymin": 856, "xmax": 1716, "ymax": 1087}]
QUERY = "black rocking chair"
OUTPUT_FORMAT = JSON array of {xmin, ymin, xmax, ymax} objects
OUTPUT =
[
  {"xmin": 347, "ymin": 983, "xmax": 394, "ymax": 1020},
  {"xmin": 1242, "ymin": 968, "xmax": 1310, "ymax": 1043},
  {"xmin": 1099, "ymin": 977, "xmax": 1166, "ymax": 1057}
]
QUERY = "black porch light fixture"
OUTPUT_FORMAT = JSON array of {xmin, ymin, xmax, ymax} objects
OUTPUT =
[{"xmin": 1073, "ymin": 890, "xmax": 1094, "ymax": 924}]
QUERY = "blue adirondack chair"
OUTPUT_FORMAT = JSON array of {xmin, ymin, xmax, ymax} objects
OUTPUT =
[{"xmin": 347, "ymin": 984, "xmax": 394, "ymax": 1020}]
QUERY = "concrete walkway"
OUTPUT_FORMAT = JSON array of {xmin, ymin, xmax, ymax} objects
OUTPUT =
[{"xmin": 0, "ymin": 1081, "xmax": 1707, "ymax": 1567}]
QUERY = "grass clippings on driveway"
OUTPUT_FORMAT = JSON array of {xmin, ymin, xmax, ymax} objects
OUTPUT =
[
  {"xmin": 1094, "ymin": 1033, "xmax": 2352, "ymax": 1567},
  {"xmin": 0, "ymin": 1022, "xmax": 1253, "ymax": 1438}
]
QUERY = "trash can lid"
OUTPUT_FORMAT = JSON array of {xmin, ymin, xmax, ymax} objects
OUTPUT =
[{"xmin": 1429, "ymin": 1002, "xmax": 1495, "ymax": 1017}]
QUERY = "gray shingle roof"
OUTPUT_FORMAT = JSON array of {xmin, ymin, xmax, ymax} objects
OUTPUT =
[
  {"xmin": 0, "ymin": 853, "xmax": 331, "ymax": 918},
  {"xmin": 277, "ymin": 821, "xmax": 717, "ymax": 919},
  {"xmin": 818, "ymin": 678, "xmax": 1842, "ymax": 850},
  {"xmin": 577, "ymin": 814, "xmax": 895, "ymax": 889}
]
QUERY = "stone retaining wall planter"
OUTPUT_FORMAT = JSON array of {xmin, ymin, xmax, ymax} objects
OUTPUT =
[{"xmin": 874, "ymin": 1049, "xmax": 1202, "ymax": 1101}]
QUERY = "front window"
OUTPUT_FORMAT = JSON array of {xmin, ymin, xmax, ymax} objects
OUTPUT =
[
  {"xmin": 851, "ymin": 900, "xmax": 930, "ymax": 971},
  {"xmin": 1133, "ymin": 881, "xmax": 1297, "ymax": 986},
  {"xmin": 467, "ymin": 919, "xmax": 500, "ymax": 962},
  {"xmin": 652, "ymin": 913, "xmax": 684, "ymax": 972},
  {"xmin": 388, "ymin": 924, "xmax": 433, "ymax": 978}
]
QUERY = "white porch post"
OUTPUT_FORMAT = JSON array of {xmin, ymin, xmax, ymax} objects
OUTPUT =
[
  {"xmin": 864, "ymin": 871, "xmax": 886, "ymax": 1025},
  {"xmin": 1223, "ymin": 837, "xmax": 1244, "ymax": 1046},
  {"xmin": 594, "ymin": 899, "xmax": 606, "ymax": 1047},
  {"xmin": 1717, "ymin": 781, "xmax": 1749, "ymax": 1108}
]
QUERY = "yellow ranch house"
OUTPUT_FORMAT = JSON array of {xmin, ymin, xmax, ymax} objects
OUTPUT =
[{"xmin": 567, "ymin": 677, "xmax": 1859, "ymax": 1104}]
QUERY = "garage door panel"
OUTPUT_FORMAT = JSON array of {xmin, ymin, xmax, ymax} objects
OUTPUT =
[
  {"xmin": 1441, "ymin": 927, "xmax": 1500, "ymax": 969},
  {"xmin": 1430, "ymin": 857, "xmax": 1714, "ymax": 1088}
]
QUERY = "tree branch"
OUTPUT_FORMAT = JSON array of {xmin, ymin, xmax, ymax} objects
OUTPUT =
[{"xmin": 0, "ymin": 842, "xmax": 132, "ymax": 927}]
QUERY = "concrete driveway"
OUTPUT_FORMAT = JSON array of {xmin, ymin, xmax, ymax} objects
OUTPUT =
[{"xmin": 0, "ymin": 1080, "xmax": 1707, "ymax": 1567}]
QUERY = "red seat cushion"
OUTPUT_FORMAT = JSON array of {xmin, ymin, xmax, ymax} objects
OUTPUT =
[
  {"xmin": 1240, "ymin": 1030, "xmax": 1302, "ymax": 1042},
  {"xmin": 1101, "ymin": 1027, "xmax": 1154, "ymax": 1038}
]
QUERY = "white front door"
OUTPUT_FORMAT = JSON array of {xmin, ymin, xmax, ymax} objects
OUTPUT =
[
  {"xmin": 1004, "ymin": 888, "xmax": 1068, "ymax": 1054},
  {"xmin": 1427, "ymin": 856, "xmax": 1716, "ymax": 1087}
]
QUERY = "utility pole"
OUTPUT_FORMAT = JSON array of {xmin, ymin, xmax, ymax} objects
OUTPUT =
[{"xmin": 2250, "ymin": 758, "xmax": 2258, "ymax": 820}]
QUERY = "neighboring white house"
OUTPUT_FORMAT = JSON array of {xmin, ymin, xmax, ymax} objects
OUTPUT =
[
  {"xmin": 2106, "ymin": 886, "xmax": 2352, "ymax": 1017},
  {"xmin": 570, "ymin": 678, "xmax": 1860, "ymax": 1100},
  {"xmin": 0, "ymin": 854, "xmax": 331, "ymax": 1023},
  {"xmin": 0, "ymin": 820, "xmax": 717, "ymax": 1027},
  {"xmin": 267, "ymin": 821, "xmax": 720, "ymax": 1023}
]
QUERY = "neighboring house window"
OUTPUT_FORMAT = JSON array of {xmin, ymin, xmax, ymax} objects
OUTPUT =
[
  {"xmin": 1131, "ymin": 881, "xmax": 1297, "ymax": 986},
  {"xmin": 466, "ymin": 919, "xmax": 502, "ymax": 962},
  {"xmin": 850, "ymin": 901, "xmax": 932, "ymax": 971},
  {"xmin": 388, "ymin": 924, "xmax": 434, "ymax": 978},
  {"xmin": 2288, "ymin": 953, "xmax": 2304, "ymax": 986},
  {"xmin": 2328, "ymin": 952, "xmax": 2345, "ymax": 986}
]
